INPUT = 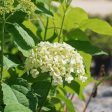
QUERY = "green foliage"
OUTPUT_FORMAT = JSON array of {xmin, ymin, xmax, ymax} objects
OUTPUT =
[
  {"xmin": 36, "ymin": 2, "xmax": 53, "ymax": 16},
  {"xmin": 0, "ymin": 0, "xmax": 112, "ymax": 112},
  {"xmin": 64, "ymin": 7, "xmax": 88, "ymax": 30},
  {"xmin": 67, "ymin": 40, "xmax": 102, "ymax": 55},
  {"xmin": 4, "ymin": 103, "xmax": 32, "ymax": 112},
  {"xmin": 35, "ymin": 0, "xmax": 51, "ymax": 4},
  {"xmin": 57, "ymin": 94, "xmax": 75, "ymax": 112},
  {"xmin": 9, "ymin": 23, "xmax": 35, "ymax": 57},
  {"xmin": 2, "ymin": 78, "xmax": 38, "ymax": 112},
  {"xmin": 64, "ymin": 28, "xmax": 89, "ymax": 41},
  {"xmin": 31, "ymin": 73, "xmax": 52, "ymax": 111},
  {"xmin": 3, "ymin": 56, "xmax": 18, "ymax": 70},
  {"xmin": 80, "ymin": 18, "xmax": 112, "ymax": 35},
  {"xmin": 32, "ymin": 81, "xmax": 51, "ymax": 107}
]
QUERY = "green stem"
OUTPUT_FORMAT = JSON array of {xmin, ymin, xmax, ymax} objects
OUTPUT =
[
  {"xmin": 0, "ymin": 13, "xmax": 5, "ymax": 80},
  {"xmin": 44, "ymin": 17, "xmax": 49, "ymax": 41},
  {"xmin": 58, "ymin": 0, "xmax": 72, "ymax": 42},
  {"xmin": 58, "ymin": 11, "xmax": 66, "ymax": 42},
  {"xmin": 38, "ymin": 77, "xmax": 53, "ymax": 112},
  {"xmin": 5, "ymin": 12, "xmax": 14, "ymax": 21}
]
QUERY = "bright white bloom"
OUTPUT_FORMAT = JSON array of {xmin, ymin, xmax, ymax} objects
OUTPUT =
[
  {"xmin": 79, "ymin": 75, "xmax": 87, "ymax": 83},
  {"xmin": 25, "ymin": 42, "xmax": 87, "ymax": 85}
]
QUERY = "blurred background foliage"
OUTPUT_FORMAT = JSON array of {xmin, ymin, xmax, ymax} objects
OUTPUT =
[{"xmin": 88, "ymin": 15, "xmax": 112, "ymax": 55}]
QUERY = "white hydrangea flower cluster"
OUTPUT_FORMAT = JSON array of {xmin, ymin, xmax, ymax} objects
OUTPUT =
[
  {"xmin": 25, "ymin": 42, "xmax": 87, "ymax": 85},
  {"xmin": 0, "ymin": 0, "xmax": 36, "ymax": 15}
]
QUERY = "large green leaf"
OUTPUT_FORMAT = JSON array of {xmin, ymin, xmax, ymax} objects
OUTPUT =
[
  {"xmin": 8, "ymin": 23, "xmax": 35, "ymax": 57},
  {"xmin": 64, "ymin": 28, "xmax": 89, "ymax": 41},
  {"xmin": 3, "ymin": 56, "xmax": 18, "ymax": 70},
  {"xmin": 58, "ymin": 94, "xmax": 75, "ymax": 112},
  {"xmin": 4, "ymin": 103, "xmax": 31, "ymax": 112},
  {"xmin": 64, "ymin": 7, "xmax": 88, "ymax": 30},
  {"xmin": 2, "ymin": 79, "xmax": 38, "ymax": 112},
  {"xmin": 65, "ymin": 81, "xmax": 80, "ymax": 95},
  {"xmin": 50, "ymin": 7, "xmax": 88, "ymax": 31},
  {"xmin": 7, "ymin": 11, "xmax": 26, "ymax": 24},
  {"xmin": 57, "ymin": 88, "xmax": 75, "ymax": 112},
  {"xmin": 36, "ymin": 2, "xmax": 53, "ymax": 16},
  {"xmin": 47, "ymin": 6, "xmax": 88, "ymax": 40},
  {"xmin": 67, "ymin": 40, "xmax": 102, "ymax": 55},
  {"xmin": 80, "ymin": 19, "xmax": 112, "ymax": 35},
  {"xmin": 23, "ymin": 20, "xmax": 37, "ymax": 37},
  {"xmin": 2, "ymin": 83, "xmax": 18, "ymax": 105},
  {"xmin": 32, "ymin": 80, "xmax": 51, "ymax": 107},
  {"xmin": 80, "ymin": 51, "xmax": 92, "ymax": 76},
  {"xmin": 14, "ymin": 23, "xmax": 35, "ymax": 48}
]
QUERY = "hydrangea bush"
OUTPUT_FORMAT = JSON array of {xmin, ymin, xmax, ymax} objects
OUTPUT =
[{"xmin": 0, "ymin": 0, "xmax": 112, "ymax": 112}]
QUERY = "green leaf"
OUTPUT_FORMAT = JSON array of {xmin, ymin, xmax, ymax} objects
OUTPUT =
[
  {"xmin": 23, "ymin": 20, "xmax": 37, "ymax": 37},
  {"xmin": 36, "ymin": 3, "xmax": 53, "ymax": 16},
  {"xmin": 67, "ymin": 40, "xmax": 102, "ymax": 55},
  {"xmin": 64, "ymin": 7, "xmax": 88, "ymax": 30},
  {"xmin": 4, "ymin": 103, "xmax": 31, "ymax": 112},
  {"xmin": 7, "ymin": 11, "xmax": 26, "ymax": 24},
  {"xmin": 32, "ymin": 80, "xmax": 51, "ymax": 107},
  {"xmin": 64, "ymin": 28, "xmax": 89, "ymax": 41},
  {"xmin": 65, "ymin": 81, "xmax": 80, "ymax": 95},
  {"xmin": 2, "ymin": 78, "xmax": 38, "ymax": 112},
  {"xmin": 3, "ymin": 56, "xmax": 18, "ymax": 70},
  {"xmin": 14, "ymin": 23, "xmax": 35, "ymax": 48},
  {"xmin": 80, "ymin": 51, "xmax": 92, "ymax": 78},
  {"xmin": 80, "ymin": 19, "xmax": 112, "ymax": 35},
  {"xmin": 36, "ymin": 0, "xmax": 51, "ymax": 4},
  {"xmin": 8, "ymin": 23, "xmax": 35, "ymax": 57},
  {"xmin": 31, "ymin": 73, "xmax": 51, "ymax": 108},
  {"xmin": 57, "ymin": 88, "xmax": 75, "ymax": 112},
  {"xmin": 51, "ymin": 7, "xmax": 88, "ymax": 32},
  {"xmin": 2, "ymin": 83, "xmax": 18, "ymax": 105}
]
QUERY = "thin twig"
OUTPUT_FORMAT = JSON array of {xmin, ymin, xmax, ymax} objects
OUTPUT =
[
  {"xmin": 44, "ymin": 17, "xmax": 49, "ymax": 41},
  {"xmin": 58, "ymin": 0, "xmax": 72, "ymax": 42},
  {"xmin": 58, "ymin": 10, "xmax": 66, "ymax": 42},
  {"xmin": 83, "ymin": 75, "xmax": 112, "ymax": 112}
]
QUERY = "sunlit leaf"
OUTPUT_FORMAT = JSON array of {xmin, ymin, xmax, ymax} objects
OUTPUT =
[
  {"xmin": 80, "ymin": 19, "xmax": 112, "ymax": 35},
  {"xmin": 67, "ymin": 40, "xmax": 102, "ymax": 55},
  {"xmin": 3, "ymin": 56, "xmax": 18, "ymax": 70},
  {"xmin": 14, "ymin": 23, "xmax": 35, "ymax": 48},
  {"xmin": 57, "ymin": 88, "xmax": 75, "ymax": 112},
  {"xmin": 36, "ymin": 3, "xmax": 53, "ymax": 16},
  {"xmin": 2, "ymin": 79, "xmax": 38, "ymax": 112}
]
